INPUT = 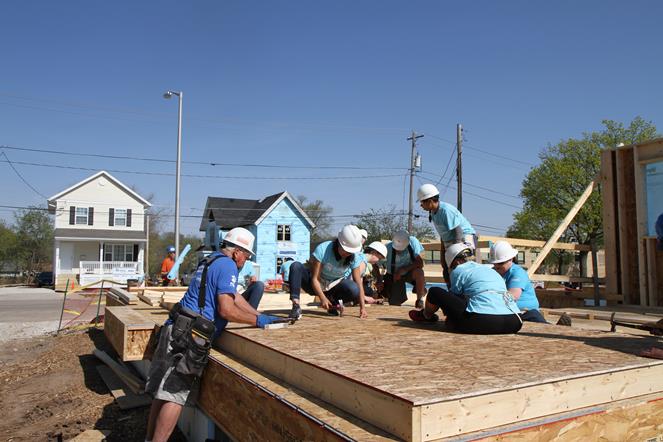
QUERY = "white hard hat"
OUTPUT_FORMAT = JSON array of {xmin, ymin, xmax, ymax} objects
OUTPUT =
[
  {"xmin": 223, "ymin": 227, "xmax": 255, "ymax": 256},
  {"xmin": 445, "ymin": 243, "xmax": 472, "ymax": 268},
  {"xmin": 366, "ymin": 241, "xmax": 388, "ymax": 259},
  {"xmin": 338, "ymin": 225, "xmax": 362, "ymax": 253},
  {"xmin": 359, "ymin": 229, "xmax": 368, "ymax": 240},
  {"xmin": 392, "ymin": 230, "xmax": 410, "ymax": 251},
  {"xmin": 417, "ymin": 183, "xmax": 440, "ymax": 202},
  {"xmin": 489, "ymin": 241, "xmax": 518, "ymax": 264}
]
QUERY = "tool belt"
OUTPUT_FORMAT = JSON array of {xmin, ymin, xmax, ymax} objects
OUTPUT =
[{"xmin": 169, "ymin": 303, "xmax": 215, "ymax": 378}]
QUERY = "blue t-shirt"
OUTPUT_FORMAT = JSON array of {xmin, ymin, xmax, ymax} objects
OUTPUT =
[
  {"xmin": 237, "ymin": 261, "xmax": 255, "ymax": 287},
  {"xmin": 280, "ymin": 260, "xmax": 294, "ymax": 281},
  {"xmin": 450, "ymin": 261, "xmax": 519, "ymax": 315},
  {"xmin": 502, "ymin": 263, "xmax": 539, "ymax": 311},
  {"xmin": 431, "ymin": 202, "xmax": 476, "ymax": 242},
  {"xmin": 178, "ymin": 252, "xmax": 239, "ymax": 338},
  {"xmin": 385, "ymin": 236, "xmax": 424, "ymax": 274},
  {"xmin": 347, "ymin": 253, "xmax": 370, "ymax": 278},
  {"xmin": 312, "ymin": 241, "xmax": 362, "ymax": 281}
]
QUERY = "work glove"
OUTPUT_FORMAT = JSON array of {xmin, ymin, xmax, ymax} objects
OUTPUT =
[{"xmin": 256, "ymin": 314, "xmax": 282, "ymax": 329}]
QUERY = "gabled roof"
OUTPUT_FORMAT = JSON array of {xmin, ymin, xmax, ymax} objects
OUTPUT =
[
  {"xmin": 199, "ymin": 191, "xmax": 316, "ymax": 231},
  {"xmin": 47, "ymin": 171, "xmax": 152, "ymax": 209}
]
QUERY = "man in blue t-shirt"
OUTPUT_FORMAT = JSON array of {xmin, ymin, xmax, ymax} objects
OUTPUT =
[
  {"xmin": 383, "ymin": 230, "xmax": 427, "ymax": 307},
  {"xmin": 409, "ymin": 243, "xmax": 522, "ymax": 334},
  {"xmin": 236, "ymin": 260, "xmax": 265, "ymax": 310},
  {"xmin": 145, "ymin": 227, "xmax": 281, "ymax": 442},
  {"xmin": 417, "ymin": 183, "xmax": 477, "ymax": 284},
  {"xmin": 489, "ymin": 241, "xmax": 547, "ymax": 323},
  {"xmin": 287, "ymin": 225, "xmax": 367, "ymax": 320}
]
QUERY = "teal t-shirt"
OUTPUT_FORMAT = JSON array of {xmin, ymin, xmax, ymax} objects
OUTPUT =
[
  {"xmin": 385, "ymin": 236, "xmax": 424, "ymax": 274},
  {"xmin": 503, "ymin": 263, "xmax": 539, "ymax": 311},
  {"xmin": 450, "ymin": 261, "xmax": 520, "ymax": 315},
  {"xmin": 280, "ymin": 260, "xmax": 294, "ymax": 281},
  {"xmin": 431, "ymin": 202, "xmax": 476, "ymax": 242},
  {"xmin": 312, "ymin": 241, "xmax": 362, "ymax": 281}
]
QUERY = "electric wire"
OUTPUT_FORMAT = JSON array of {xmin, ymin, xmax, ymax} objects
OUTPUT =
[{"xmin": 0, "ymin": 150, "xmax": 47, "ymax": 198}]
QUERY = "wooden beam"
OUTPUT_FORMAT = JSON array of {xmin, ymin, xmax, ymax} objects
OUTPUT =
[
  {"xmin": 600, "ymin": 149, "xmax": 620, "ymax": 295},
  {"xmin": 527, "ymin": 180, "xmax": 596, "ymax": 277},
  {"xmin": 423, "ymin": 237, "xmax": 592, "ymax": 252},
  {"xmin": 635, "ymin": 138, "xmax": 663, "ymax": 164},
  {"xmin": 529, "ymin": 274, "xmax": 605, "ymax": 284},
  {"xmin": 633, "ymin": 146, "xmax": 649, "ymax": 306},
  {"xmin": 616, "ymin": 147, "xmax": 639, "ymax": 303}
]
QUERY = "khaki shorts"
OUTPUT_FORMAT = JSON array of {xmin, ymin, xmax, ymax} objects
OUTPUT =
[{"xmin": 145, "ymin": 323, "xmax": 199, "ymax": 406}]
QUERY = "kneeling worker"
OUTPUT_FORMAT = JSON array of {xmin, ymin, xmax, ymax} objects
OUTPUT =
[
  {"xmin": 236, "ymin": 258, "xmax": 264, "ymax": 310},
  {"xmin": 384, "ymin": 230, "xmax": 427, "ymax": 307},
  {"xmin": 489, "ymin": 241, "xmax": 546, "ymax": 323},
  {"xmin": 357, "ymin": 241, "xmax": 388, "ymax": 302},
  {"xmin": 145, "ymin": 228, "xmax": 281, "ymax": 442},
  {"xmin": 409, "ymin": 243, "xmax": 522, "ymax": 334},
  {"xmin": 288, "ymin": 225, "xmax": 367, "ymax": 319}
]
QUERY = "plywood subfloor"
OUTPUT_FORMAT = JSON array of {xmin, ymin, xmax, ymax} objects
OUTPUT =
[{"xmin": 223, "ymin": 304, "xmax": 663, "ymax": 406}]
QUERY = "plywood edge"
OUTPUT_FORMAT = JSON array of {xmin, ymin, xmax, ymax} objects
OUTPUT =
[
  {"xmin": 218, "ymin": 331, "xmax": 415, "ymax": 441},
  {"xmin": 419, "ymin": 363, "xmax": 663, "ymax": 440}
]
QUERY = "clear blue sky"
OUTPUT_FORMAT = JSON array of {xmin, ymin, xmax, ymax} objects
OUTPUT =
[{"xmin": 1, "ymin": 1, "xmax": 661, "ymax": 237}]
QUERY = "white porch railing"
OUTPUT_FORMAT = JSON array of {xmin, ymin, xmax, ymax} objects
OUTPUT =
[{"xmin": 80, "ymin": 261, "xmax": 140, "ymax": 275}]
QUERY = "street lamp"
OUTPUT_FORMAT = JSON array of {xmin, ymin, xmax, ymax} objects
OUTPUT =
[{"xmin": 163, "ymin": 90, "xmax": 183, "ymax": 267}]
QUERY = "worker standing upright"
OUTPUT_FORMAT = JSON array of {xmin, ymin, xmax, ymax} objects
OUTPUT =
[
  {"xmin": 145, "ymin": 228, "xmax": 281, "ymax": 442},
  {"xmin": 417, "ymin": 183, "xmax": 476, "ymax": 286},
  {"xmin": 160, "ymin": 246, "xmax": 177, "ymax": 286},
  {"xmin": 287, "ymin": 225, "xmax": 367, "ymax": 319}
]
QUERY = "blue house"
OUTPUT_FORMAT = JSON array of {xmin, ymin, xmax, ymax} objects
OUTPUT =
[{"xmin": 199, "ymin": 191, "xmax": 315, "ymax": 281}]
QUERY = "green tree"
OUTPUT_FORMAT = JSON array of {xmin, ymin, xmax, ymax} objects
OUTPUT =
[
  {"xmin": 13, "ymin": 207, "xmax": 54, "ymax": 282},
  {"xmin": 295, "ymin": 195, "xmax": 334, "ymax": 243},
  {"xmin": 355, "ymin": 205, "xmax": 435, "ymax": 243},
  {"xmin": 0, "ymin": 221, "xmax": 18, "ymax": 276},
  {"xmin": 508, "ymin": 117, "xmax": 658, "ymax": 273}
]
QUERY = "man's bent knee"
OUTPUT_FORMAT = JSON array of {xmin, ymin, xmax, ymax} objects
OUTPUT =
[{"xmin": 426, "ymin": 286, "xmax": 448, "ymax": 306}]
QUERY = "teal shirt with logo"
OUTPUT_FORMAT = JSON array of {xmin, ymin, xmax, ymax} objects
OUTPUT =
[
  {"xmin": 312, "ymin": 241, "xmax": 362, "ymax": 281},
  {"xmin": 503, "ymin": 263, "xmax": 539, "ymax": 311},
  {"xmin": 431, "ymin": 202, "xmax": 475, "ymax": 242},
  {"xmin": 385, "ymin": 236, "xmax": 424, "ymax": 274},
  {"xmin": 450, "ymin": 261, "xmax": 519, "ymax": 315}
]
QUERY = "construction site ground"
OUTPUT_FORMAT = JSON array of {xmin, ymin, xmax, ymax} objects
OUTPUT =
[{"xmin": 2, "ymin": 286, "xmax": 663, "ymax": 441}]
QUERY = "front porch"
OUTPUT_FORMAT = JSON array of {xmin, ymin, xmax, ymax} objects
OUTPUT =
[{"xmin": 54, "ymin": 236, "xmax": 146, "ymax": 290}]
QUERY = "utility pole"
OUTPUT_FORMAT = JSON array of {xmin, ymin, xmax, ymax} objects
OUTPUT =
[
  {"xmin": 456, "ymin": 123, "xmax": 463, "ymax": 212},
  {"xmin": 407, "ymin": 131, "xmax": 424, "ymax": 232}
]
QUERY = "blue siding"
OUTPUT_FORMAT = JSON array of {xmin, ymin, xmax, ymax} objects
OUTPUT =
[{"xmin": 254, "ymin": 198, "xmax": 311, "ymax": 281}]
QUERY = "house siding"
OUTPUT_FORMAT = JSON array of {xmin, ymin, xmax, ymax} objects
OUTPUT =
[
  {"xmin": 254, "ymin": 198, "xmax": 310, "ymax": 281},
  {"xmin": 53, "ymin": 175, "xmax": 146, "ymax": 232}
]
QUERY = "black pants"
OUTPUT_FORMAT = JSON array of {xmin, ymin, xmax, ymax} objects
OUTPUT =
[
  {"xmin": 240, "ymin": 281, "xmax": 265, "ymax": 310},
  {"xmin": 427, "ymin": 287, "xmax": 522, "ymax": 334},
  {"xmin": 288, "ymin": 262, "xmax": 359, "ymax": 304}
]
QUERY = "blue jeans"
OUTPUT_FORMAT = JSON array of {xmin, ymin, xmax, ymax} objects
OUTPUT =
[
  {"xmin": 241, "ymin": 281, "xmax": 265, "ymax": 310},
  {"xmin": 519, "ymin": 309, "xmax": 548, "ymax": 323},
  {"xmin": 288, "ymin": 262, "xmax": 360, "ymax": 304}
]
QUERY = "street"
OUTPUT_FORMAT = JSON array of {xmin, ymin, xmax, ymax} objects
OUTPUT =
[{"xmin": 0, "ymin": 287, "xmax": 64, "ymax": 343}]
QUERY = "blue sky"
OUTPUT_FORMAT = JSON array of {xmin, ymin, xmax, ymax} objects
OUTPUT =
[{"xmin": 1, "ymin": 1, "xmax": 661, "ymax": 237}]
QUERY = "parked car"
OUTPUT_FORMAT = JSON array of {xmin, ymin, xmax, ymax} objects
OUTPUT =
[{"xmin": 35, "ymin": 271, "xmax": 54, "ymax": 287}]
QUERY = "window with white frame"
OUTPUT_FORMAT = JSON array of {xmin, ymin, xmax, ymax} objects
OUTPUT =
[
  {"xmin": 103, "ymin": 244, "xmax": 134, "ymax": 262},
  {"xmin": 75, "ymin": 207, "xmax": 89, "ymax": 225},
  {"xmin": 277, "ymin": 224, "xmax": 291, "ymax": 241},
  {"xmin": 114, "ymin": 209, "xmax": 127, "ymax": 226}
]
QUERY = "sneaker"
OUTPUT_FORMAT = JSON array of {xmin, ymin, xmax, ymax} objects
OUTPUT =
[
  {"xmin": 556, "ymin": 312, "xmax": 573, "ymax": 326},
  {"xmin": 327, "ymin": 308, "xmax": 340, "ymax": 316},
  {"xmin": 408, "ymin": 309, "xmax": 439, "ymax": 322},
  {"xmin": 289, "ymin": 304, "xmax": 302, "ymax": 321},
  {"xmin": 415, "ymin": 299, "xmax": 424, "ymax": 309},
  {"xmin": 328, "ymin": 301, "xmax": 344, "ymax": 317}
]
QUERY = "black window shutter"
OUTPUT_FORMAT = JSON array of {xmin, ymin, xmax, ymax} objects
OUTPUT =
[
  {"xmin": 126, "ymin": 209, "xmax": 132, "ymax": 227},
  {"xmin": 69, "ymin": 206, "xmax": 75, "ymax": 225},
  {"xmin": 133, "ymin": 244, "xmax": 139, "ymax": 262},
  {"xmin": 109, "ymin": 208, "xmax": 114, "ymax": 226},
  {"xmin": 88, "ymin": 207, "xmax": 94, "ymax": 225}
]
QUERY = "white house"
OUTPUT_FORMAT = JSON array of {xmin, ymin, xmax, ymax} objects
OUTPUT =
[{"xmin": 47, "ymin": 171, "xmax": 151, "ymax": 289}]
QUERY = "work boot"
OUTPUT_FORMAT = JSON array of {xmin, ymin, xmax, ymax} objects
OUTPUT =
[
  {"xmin": 556, "ymin": 312, "xmax": 573, "ymax": 326},
  {"xmin": 289, "ymin": 304, "xmax": 302, "ymax": 321},
  {"xmin": 408, "ymin": 309, "xmax": 439, "ymax": 323}
]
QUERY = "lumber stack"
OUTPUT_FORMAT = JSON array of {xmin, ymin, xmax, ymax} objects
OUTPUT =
[
  {"xmin": 137, "ymin": 290, "xmax": 164, "ymax": 306},
  {"xmin": 108, "ymin": 287, "xmax": 137, "ymax": 305}
]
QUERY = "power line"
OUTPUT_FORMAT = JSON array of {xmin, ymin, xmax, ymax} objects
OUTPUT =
[
  {"xmin": 418, "ymin": 171, "xmax": 521, "ymax": 200},
  {"xmin": 0, "ymin": 159, "xmax": 407, "ymax": 181},
  {"xmin": 0, "ymin": 150, "xmax": 47, "ymax": 198},
  {"xmin": 425, "ymin": 132, "xmax": 536, "ymax": 168},
  {"xmin": 417, "ymin": 174, "xmax": 522, "ymax": 210},
  {"xmin": 0, "ymin": 144, "xmax": 408, "ymax": 171}
]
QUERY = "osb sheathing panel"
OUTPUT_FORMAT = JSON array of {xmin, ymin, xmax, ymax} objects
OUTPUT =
[
  {"xmin": 221, "ymin": 306, "xmax": 663, "ymax": 440},
  {"xmin": 198, "ymin": 352, "xmax": 397, "ymax": 442},
  {"xmin": 481, "ymin": 397, "xmax": 663, "ymax": 442},
  {"xmin": 104, "ymin": 306, "xmax": 159, "ymax": 361}
]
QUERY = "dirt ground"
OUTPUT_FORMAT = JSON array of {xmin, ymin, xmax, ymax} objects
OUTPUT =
[{"xmin": 0, "ymin": 328, "xmax": 186, "ymax": 442}]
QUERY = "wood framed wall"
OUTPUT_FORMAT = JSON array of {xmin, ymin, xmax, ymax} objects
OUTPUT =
[{"xmin": 601, "ymin": 138, "xmax": 663, "ymax": 305}]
